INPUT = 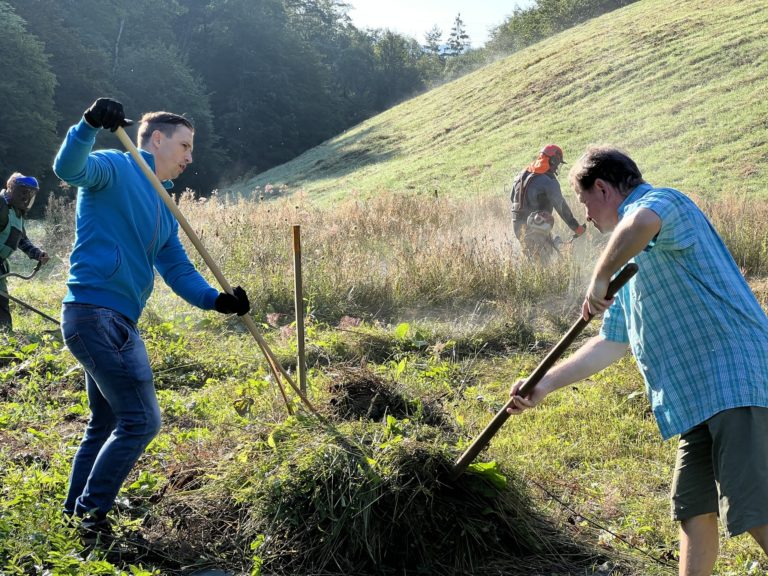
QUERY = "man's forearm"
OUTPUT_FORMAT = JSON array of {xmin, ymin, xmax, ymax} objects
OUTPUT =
[
  {"xmin": 18, "ymin": 235, "xmax": 44, "ymax": 260},
  {"xmin": 540, "ymin": 336, "xmax": 628, "ymax": 394},
  {"xmin": 52, "ymin": 120, "xmax": 104, "ymax": 188}
]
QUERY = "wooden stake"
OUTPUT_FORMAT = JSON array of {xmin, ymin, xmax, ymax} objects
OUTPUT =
[{"xmin": 292, "ymin": 225, "xmax": 308, "ymax": 394}]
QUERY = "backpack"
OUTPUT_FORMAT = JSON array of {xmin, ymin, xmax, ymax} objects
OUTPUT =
[{"xmin": 510, "ymin": 170, "xmax": 536, "ymax": 217}]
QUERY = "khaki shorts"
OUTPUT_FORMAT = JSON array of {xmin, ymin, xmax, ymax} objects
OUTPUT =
[{"xmin": 670, "ymin": 407, "xmax": 768, "ymax": 536}]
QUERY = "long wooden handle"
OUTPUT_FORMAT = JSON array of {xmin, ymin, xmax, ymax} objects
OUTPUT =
[
  {"xmin": 114, "ymin": 127, "xmax": 318, "ymax": 416},
  {"xmin": 451, "ymin": 263, "xmax": 639, "ymax": 478}
]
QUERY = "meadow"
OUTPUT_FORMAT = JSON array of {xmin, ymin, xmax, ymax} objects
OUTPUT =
[{"xmin": 1, "ymin": 188, "xmax": 767, "ymax": 575}]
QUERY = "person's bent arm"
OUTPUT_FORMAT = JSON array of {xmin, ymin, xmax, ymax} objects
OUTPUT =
[
  {"xmin": 547, "ymin": 181, "xmax": 582, "ymax": 231},
  {"xmin": 154, "ymin": 232, "xmax": 219, "ymax": 310},
  {"xmin": 17, "ymin": 227, "xmax": 46, "ymax": 262},
  {"xmin": 585, "ymin": 208, "xmax": 660, "ymax": 317},
  {"xmin": 507, "ymin": 335, "xmax": 628, "ymax": 414}
]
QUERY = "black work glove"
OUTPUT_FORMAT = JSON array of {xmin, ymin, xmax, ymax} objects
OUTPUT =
[
  {"xmin": 214, "ymin": 286, "xmax": 251, "ymax": 316},
  {"xmin": 83, "ymin": 98, "xmax": 134, "ymax": 132}
]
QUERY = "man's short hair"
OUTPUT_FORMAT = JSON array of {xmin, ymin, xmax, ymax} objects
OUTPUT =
[
  {"xmin": 569, "ymin": 146, "xmax": 645, "ymax": 197},
  {"xmin": 138, "ymin": 112, "xmax": 194, "ymax": 147}
]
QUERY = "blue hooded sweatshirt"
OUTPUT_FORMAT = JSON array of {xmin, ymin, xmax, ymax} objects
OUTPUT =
[{"xmin": 53, "ymin": 119, "xmax": 218, "ymax": 322}]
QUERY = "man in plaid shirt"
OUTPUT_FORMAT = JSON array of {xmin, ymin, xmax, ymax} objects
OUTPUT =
[{"xmin": 507, "ymin": 146, "xmax": 768, "ymax": 575}]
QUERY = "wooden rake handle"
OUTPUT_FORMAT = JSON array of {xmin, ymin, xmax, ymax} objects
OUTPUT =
[
  {"xmin": 114, "ymin": 127, "xmax": 318, "ymax": 416},
  {"xmin": 451, "ymin": 263, "xmax": 639, "ymax": 478}
]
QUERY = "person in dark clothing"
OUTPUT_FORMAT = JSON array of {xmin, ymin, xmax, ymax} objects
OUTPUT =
[
  {"xmin": 510, "ymin": 144, "xmax": 586, "ymax": 262},
  {"xmin": 0, "ymin": 173, "xmax": 49, "ymax": 329}
]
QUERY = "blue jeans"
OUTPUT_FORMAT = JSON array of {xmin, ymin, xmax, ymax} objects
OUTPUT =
[{"xmin": 61, "ymin": 303, "xmax": 161, "ymax": 519}]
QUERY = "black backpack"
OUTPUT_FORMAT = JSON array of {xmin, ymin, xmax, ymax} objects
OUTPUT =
[{"xmin": 510, "ymin": 170, "xmax": 536, "ymax": 214}]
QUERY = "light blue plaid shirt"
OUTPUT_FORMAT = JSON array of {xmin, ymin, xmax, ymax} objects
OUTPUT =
[{"xmin": 600, "ymin": 183, "xmax": 768, "ymax": 439}]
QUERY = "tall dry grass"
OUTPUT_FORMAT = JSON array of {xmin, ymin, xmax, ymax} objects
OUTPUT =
[
  {"xmin": 176, "ymin": 191, "xmax": 588, "ymax": 321},
  {"xmin": 41, "ymin": 190, "xmax": 768, "ymax": 323},
  {"xmin": 698, "ymin": 195, "xmax": 768, "ymax": 277}
]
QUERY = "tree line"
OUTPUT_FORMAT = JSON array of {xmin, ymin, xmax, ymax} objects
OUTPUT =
[{"xmin": 0, "ymin": 0, "xmax": 637, "ymax": 207}]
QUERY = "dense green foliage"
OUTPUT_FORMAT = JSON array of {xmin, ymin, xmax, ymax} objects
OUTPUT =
[
  {"xmin": 486, "ymin": 0, "xmax": 639, "ymax": 54},
  {"xmin": 5, "ymin": 0, "xmax": 435, "ymax": 199},
  {"xmin": 0, "ymin": 1, "xmax": 58, "ymax": 178}
]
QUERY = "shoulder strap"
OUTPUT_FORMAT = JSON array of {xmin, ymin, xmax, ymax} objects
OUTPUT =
[
  {"xmin": 0, "ymin": 195, "xmax": 9, "ymax": 233},
  {"xmin": 519, "ymin": 171, "xmax": 538, "ymax": 212}
]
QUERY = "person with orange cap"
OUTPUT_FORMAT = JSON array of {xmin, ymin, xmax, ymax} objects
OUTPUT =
[
  {"xmin": 510, "ymin": 144, "xmax": 586, "ymax": 262},
  {"xmin": 0, "ymin": 173, "xmax": 50, "ymax": 329}
]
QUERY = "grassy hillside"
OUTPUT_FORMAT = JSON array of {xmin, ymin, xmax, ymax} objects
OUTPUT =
[{"xmin": 236, "ymin": 0, "xmax": 768, "ymax": 203}]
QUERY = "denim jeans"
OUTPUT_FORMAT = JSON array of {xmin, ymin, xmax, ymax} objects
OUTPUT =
[{"xmin": 61, "ymin": 302, "xmax": 161, "ymax": 519}]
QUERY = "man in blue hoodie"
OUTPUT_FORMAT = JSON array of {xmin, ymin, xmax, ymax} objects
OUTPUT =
[{"xmin": 53, "ymin": 98, "xmax": 250, "ymax": 541}]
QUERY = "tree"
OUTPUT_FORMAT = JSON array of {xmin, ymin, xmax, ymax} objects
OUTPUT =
[
  {"xmin": 0, "ymin": 2, "xmax": 58, "ymax": 179},
  {"xmin": 178, "ymin": 0, "xmax": 345, "ymax": 175},
  {"xmin": 333, "ymin": 28, "xmax": 379, "ymax": 122},
  {"xmin": 447, "ymin": 13, "xmax": 470, "ymax": 56},
  {"xmin": 423, "ymin": 25, "xmax": 442, "ymax": 56},
  {"xmin": 9, "ymin": 0, "xmax": 117, "ymax": 137},
  {"xmin": 371, "ymin": 30, "xmax": 427, "ymax": 110},
  {"xmin": 2, "ymin": 0, "xmax": 455, "ymax": 194},
  {"xmin": 442, "ymin": 48, "xmax": 488, "ymax": 82},
  {"xmin": 487, "ymin": 0, "xmax": 640, "ymax": 56},
  {"xmin": 113, "ymin": 43, "xmax": 222, "ymax": 195}
]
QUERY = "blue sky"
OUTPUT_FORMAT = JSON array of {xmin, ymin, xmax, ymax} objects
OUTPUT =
[{"xmin": 344, "ymin": 0, "xmax": 536, "ymax": 47}]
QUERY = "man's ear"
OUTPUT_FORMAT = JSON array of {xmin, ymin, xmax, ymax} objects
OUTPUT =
[
  {"xmin": 151, "ymin": 129, "xmax": 164, "ymax": 148},
  {"xmin": 594, "ymin": 178, "xmax": 612, "ymax": 197},
  {"xmin": 592, "ymin": 178, "xmax": 604, "ymax": 195}
]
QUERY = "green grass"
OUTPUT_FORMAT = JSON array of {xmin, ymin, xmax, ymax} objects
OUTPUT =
[
  {"xmin": 4, "ymin": 198, "xmax": 768, "ymax": 574},
  {"xmin": 234, "ymin": 0, "xmax": 768, "ymax": 205},
  {"xmin": 2, "ymin": 300, "xmax": 767, "ymax": 574}
]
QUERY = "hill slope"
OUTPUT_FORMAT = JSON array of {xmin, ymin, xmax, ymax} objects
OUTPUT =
[{"xmin": 235, "ymin": 0, "xmax": 767, "ymax": 203}]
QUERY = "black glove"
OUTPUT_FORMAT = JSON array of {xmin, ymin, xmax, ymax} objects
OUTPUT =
[
  {"xmin": 214, "ymin": 286, "xmax": 251, "ymax": 316},
  {"xmin": 83, "ymin": 98, "xmax": 134, "ymax": 132}
]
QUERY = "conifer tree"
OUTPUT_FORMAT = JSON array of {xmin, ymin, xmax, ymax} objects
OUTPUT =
[
  {"xmin": 446, "ymin": 13, "xmax": 470, "ymax": 55},
  {"xmin": 423, "ymin": 25, "xmax": 442, "ymax": 56}
]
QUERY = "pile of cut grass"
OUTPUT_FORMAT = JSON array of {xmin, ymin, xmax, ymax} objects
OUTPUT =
[
  {"xmin": 324, "ymin": 365, "xmax": 449, "ymax": 429},
  {"xmin": 235, "ymin": 420, "xmax": 613, "ymax": 575},
  {"xmin": 135, "ymin": 409, "xmax": 631, "ymax": 575}
]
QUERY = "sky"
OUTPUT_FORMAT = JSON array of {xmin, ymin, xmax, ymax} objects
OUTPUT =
[{"xmin": 344, "ymin": 0, "xmax": 536, "ymax": 48}]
